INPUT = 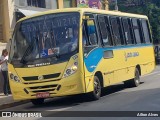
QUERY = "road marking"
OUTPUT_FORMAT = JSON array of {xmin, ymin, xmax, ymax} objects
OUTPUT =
[
  {"xmin": 141, "ymin": 71, "xmax": 160, "ymax": 78},
  {"xmin": 47, "ymin": 107, "xmax": 72, "ymax": 111}
]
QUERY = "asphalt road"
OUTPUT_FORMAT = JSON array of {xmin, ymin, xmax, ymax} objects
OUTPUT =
[{"xmin": 1, "ymin": 65, "xmax": 160, "ymax": 120}]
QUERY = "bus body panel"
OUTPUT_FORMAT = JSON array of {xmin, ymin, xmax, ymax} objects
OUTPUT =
[
  {"xmin": 84, "ymin": 44, "xmax": 155, "ymax": 92},
  {"xmin": 8, "ymin": 54, "xmax": 86, "ymax": 101}
]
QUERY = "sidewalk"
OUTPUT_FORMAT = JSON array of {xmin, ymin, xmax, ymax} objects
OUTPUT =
[{"xmin": 0, "ymin": 93, "xmax": 29, "ymax": 110}]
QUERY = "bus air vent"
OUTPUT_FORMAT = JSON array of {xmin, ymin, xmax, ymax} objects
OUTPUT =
[{"xmin": 22, "ymin": 73, "xmax": 61, "ymax": 81}]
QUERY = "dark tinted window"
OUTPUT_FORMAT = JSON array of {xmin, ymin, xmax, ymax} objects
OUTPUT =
[
  {"xmin": 98, "ymin": 16, "xmax": 111, "ymax": 46},
  {"xmin": 27, "ymin": 0, "xmax": 46, "ymax": 8},
  {"xmin": 110, "ymin": 17, "xmax": 122, "ymax": 45},
  {"xmin": 122, "ymin": 18, "xmax": 133, "ymax": 44},
  {"xmin": 141, "ymin": 19, "xmax": 151, "ymax": 43},
  {"xmin": 132, "ymin": 18, "xmax": 141, "ymax": 44}
]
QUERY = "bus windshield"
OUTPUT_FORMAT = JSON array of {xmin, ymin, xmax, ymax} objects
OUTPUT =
[{"xmin": 10, "ymin": 12, "xmax": 80, "ymax": 66}]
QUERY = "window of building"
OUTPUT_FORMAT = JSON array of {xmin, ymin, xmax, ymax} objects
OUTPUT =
[
  {"xmin": 27, "ymin": 0, "xmax": 46, "ymax": 8},
  {"xmin": 19, "ymin": 0, "xmax": 26, "ymax": 6},
  {"xmin": 98, "ymin": 16, "xmax": 111, "ymax": 46},
  {"xmin": 132, "ymin": 18, "xmax": 141, "ymax": 44},
  {"xmin": 122, "ymin": 18, "xmax": 133, "ymax": 44},
  {"xmin": 110, "ymin": 16, "xmax": 122, "ymax": 45},
  {"xmin": 45, "ymin": 0, "xmax": 52, "ymax": 9},
  {"xmin": 63, "ymin": 0, "xmax": 72, "ymax": 8},
  {"xmin": 52, "ymin": 0, "xmax": 58, "ymax": 9},
  {"xmin": 141, "ymin": 19, "xmax": 151, "ymax": 43}
]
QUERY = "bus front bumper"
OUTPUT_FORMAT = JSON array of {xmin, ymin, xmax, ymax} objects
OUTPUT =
[{"xmin": 10, "ymin": 75, "xmax": 85, "ymax": 101}]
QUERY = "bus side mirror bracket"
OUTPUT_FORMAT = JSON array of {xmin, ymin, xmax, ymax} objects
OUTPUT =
[{"xmin": 103, "ymin": 50, "xmax": 114, "ymax": 59}]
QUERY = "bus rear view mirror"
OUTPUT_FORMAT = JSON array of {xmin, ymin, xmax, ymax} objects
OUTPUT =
[{"xmin": 103, "ymin": 50, "xmax": 114, "ymax": 59}]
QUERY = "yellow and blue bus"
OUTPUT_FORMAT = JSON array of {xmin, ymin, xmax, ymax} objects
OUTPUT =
[{"xmin": 8, "ymin": 8, "xmax": 155, "ymax": 105}]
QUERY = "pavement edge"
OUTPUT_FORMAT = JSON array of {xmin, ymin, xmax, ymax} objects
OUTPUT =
[{"xmin": 0, "ymin": 100, "xmax": 30, "ymax": 110}]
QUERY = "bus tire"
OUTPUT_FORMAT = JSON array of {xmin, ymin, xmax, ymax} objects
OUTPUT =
[
  {"xmin": 124, "ymin": 68, "xmax": 140, "ymax": 87},
  {"xmin": 31, "ymin": 98, "xmax": 44, "ymax": 105},
  {"xmin": 88, "ymin": 76, "xmax": 101, "ymax": 100}
]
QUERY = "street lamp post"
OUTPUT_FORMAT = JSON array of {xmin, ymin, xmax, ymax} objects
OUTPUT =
[{"xmin": 115, "ymin": 0, "xmax": 118, "ymax": 11}]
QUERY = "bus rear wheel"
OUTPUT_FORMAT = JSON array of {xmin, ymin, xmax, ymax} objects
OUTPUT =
[
  {"xmin": 31, "ymin": 98, "xmax": 44, "ymax": 105},
  {"xmin": 88, "ymin": 76, "xmax": 101, "ymax": 100},
  {"xmin": 124, "ymin": 68, "xmax": 140, "ymax": 87}
]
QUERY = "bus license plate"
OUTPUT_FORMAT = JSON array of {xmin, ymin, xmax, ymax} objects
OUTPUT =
[{"xmin": 36, "ymin": 92, "xmax": 50, "ymax": 98}]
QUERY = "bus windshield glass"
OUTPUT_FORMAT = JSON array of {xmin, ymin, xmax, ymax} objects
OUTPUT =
[{"xmin": 10, "ymin": 12, "xmax": 80, "ymax": 66}]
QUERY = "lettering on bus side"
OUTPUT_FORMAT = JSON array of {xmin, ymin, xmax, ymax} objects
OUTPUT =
[{"xmin": 125, "ymin": 52, "xmax": 139, "ymax": 61}]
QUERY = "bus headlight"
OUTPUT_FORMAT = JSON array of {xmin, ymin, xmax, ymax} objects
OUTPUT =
[
  {"xmin": 63, "ymin": 62, "xmax": 78, "ymax": 78},
  {"xmin": 71, "ymin": 65, "xmax": 78, "ymax": 71},
  {"xmin": 10, "ymin": 73, "xmax": 14, "ymax": 79},
  {"xmin": 14, "ymin": 76, "xmax": 20, "ymax": 82},
  {"xmin": 9, "ymin": 73, "xmax": 21, "ymax": 83}
]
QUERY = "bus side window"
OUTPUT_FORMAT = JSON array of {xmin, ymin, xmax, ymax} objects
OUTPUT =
[
  {"xmin": 141, "ymin": 19, "xmax": 151, "ymax": 43},
  {"xmin": 132, "ymin": 18, "xmax": 141, "ymax": 44},
  {"xmin": 110, "ymin": 16, "xmax": 122, "ymax": 46},
  {"xmin": 117, "ymin": 17, "xmax": 126, "ymax": 45},
  {"xmin": 87, "ymin": 20, "xmax": 98, "ymax": 46},
  {"xmin": 104, "ymin": 16, "xmax": 114, "ymax": 45},
  {"xmin": 122, "ymin": 17, "xmax": 133, "ymax": 45},
  {"xmin": 82, "ymin": 23, "xmax": 89, "ymax": 47},
  {"xmin": 98, "ymin": 15, "xmax": 111, "ymax": 46}
]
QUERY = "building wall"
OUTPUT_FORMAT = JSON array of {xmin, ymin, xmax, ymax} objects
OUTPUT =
[
  {"xmin": 1, "ymin": 0, "xmax": 109, "ymax": 42},
  {"xmin": 8, "ymin": 0, "xmax": 15, "ymax": 37},
  {"xmin": 0, "ymin": 0, "xmax": 10, "ymax": 42}
]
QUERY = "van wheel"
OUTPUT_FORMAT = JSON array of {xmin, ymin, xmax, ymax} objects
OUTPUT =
[
  {"xmin": 88, "ymin": 76, "xmax": 101, "ymax": 100},
  {"xmin": 31, "ymin": 98, "xmax": 44, "ymax": 105},
  {"xmin": 124, "ymin": 68, "xmax": 140, "ymax": 87}
]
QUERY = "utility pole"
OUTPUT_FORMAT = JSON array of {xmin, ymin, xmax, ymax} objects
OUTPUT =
[{"xmin": 115, "ymin": 0, "xmax": 118, "ymax": 11}]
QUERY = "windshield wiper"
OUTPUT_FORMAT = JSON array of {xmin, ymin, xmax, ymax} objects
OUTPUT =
[
  {"xmin": 20, "ymin": 37, "xmax": 38, "ymax": 64},
  {"xmin": 20, "ymin": 43, "xmax": 34, "ymax": 64}
]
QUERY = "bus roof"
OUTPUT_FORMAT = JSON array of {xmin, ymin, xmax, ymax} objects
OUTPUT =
[{"xmin": 18, "ymin": 8, "xmax": 148, "ymax": 22}]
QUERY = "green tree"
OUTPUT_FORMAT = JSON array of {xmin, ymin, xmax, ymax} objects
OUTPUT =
[{"xmin": 109, "ymin": 0, "xmax": 160, "ymax": 44}]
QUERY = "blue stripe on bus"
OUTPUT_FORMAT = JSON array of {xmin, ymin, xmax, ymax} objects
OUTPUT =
[{"xmin": 84, "ymin": 44, "xmax": 153, "ymax": 72}]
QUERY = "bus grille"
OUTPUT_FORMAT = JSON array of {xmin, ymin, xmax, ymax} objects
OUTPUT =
[
  {"xmin": 22, "ymin": 73, "xmax": 61, "ymax": 81},
  {"xmin": 27, "ymin": 84, "xmax": 59, "ymax": 93}
]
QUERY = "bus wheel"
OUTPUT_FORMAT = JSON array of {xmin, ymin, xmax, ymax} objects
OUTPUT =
[
  {"xmin": 124, "ymin": 68, "xmax": 140, "ymax": 87},
  {"xmin": 88, "ymin": 76, "xmax": 101, "ymax": 100},
  {"xmin": 131, "ymin": 68, "xmax": 140, "ymax": 87},
  {"xmin": 31, "ymin": 98, "xmax": 44, "ymax": 105}
]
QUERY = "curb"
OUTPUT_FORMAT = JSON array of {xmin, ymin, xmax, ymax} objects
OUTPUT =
[{"xmin": 0, "ymin": 100, "xmax": 30, "ymax": 110}]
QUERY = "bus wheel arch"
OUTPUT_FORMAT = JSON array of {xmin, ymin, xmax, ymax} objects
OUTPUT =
[
  {"xmin": 136, "ymin": 64, "xmax": 141, "ymax": 76},
  {"xmin": 124, "ymin": 66, "xmax": 141, "ymax": 88},
  {"xmin": 87, "ymin": 71, "xmax": 103, "ymax": 100},
  {"xmin": 95, "ymin": 71, "xmax": 104, "ymax": 88}
]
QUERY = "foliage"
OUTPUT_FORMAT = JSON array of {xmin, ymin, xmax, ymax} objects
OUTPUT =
[{"xmin": 109, "ymin": 0, "xmax": 160, "ymax": 44}]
